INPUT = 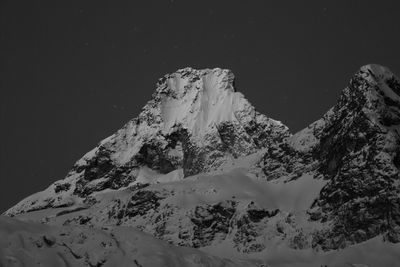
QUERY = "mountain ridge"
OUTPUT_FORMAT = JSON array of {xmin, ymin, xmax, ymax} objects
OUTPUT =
[
  {"xmin": 5, "ymin": 66, "xmax": 290, "ymax": 215},
  {"xmin": 2, "ymin": 64, "xmax": 400, "ymax": 266}
]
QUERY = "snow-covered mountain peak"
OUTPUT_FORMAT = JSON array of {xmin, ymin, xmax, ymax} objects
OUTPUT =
[
  {"xmin": 150, "ymin": 67, "xmax": 247, "ymax": 135},
  {"xmin": 5, "ymin": 67, "xmax": 290, "ymax": 216}
]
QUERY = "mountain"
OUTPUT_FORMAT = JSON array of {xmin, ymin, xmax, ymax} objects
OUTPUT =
[
  {"xmin": 5, "ymin": 67, "xmax": 289, "ymax": 215},
  {"xmin": 3, "ymin": 64, "xmax": 400, "ymax": 267}
]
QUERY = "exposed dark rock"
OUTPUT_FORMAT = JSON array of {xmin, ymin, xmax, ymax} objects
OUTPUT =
[
  {"xmin": 83, "ymin": 147, "xmax": 114, "ymax": 181},
  {"xmin": 43, "ymin": 235, "xmax": 56, "ymax": 246},
  {"xmin": 54, "ymin": 183, "xmax": 71, "ymax": 193},
  {"xmin": 247, "ymin": 208, "xmax": 279, "ymax": 223},
  {"xmin": 305, "ymin": 67, "xmax": 400, "ymax": 250},
  {"xmin": 263, "ymin": 142, "xmax": 313, "ymax": 180},
  {"xmin": 119, "ymin": 190, "xmax": 164, "ymax": 219},
  {"xmin": 190, "ymin": 201, "xmax": 236, "ymax": 248}
]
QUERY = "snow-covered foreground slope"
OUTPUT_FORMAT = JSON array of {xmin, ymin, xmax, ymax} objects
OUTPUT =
[
  {"xmin": 1, "ymin": 216, "xmax": 400, "ymax": 267},
  {"xmin": 0, "ymin": 216, "xmax": 257, "ymax": 267}
]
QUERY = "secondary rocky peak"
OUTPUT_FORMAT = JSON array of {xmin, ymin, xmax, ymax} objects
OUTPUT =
[
  {"xmin": 289, "ymin": 64, "xmax": 400, "ymax": 152},
  {"xmin": 284, "ymin": 64, "xmax": 400, "ymax": 249}
]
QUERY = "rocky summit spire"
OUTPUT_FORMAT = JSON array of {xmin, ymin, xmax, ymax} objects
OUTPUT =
[
  {"xmin": 289, "ymin": 64, "xmax": 400, "ymax": 153},
  {"xmin": 6, "ymin": 67, "xmax": 290, "ymax": 215}
]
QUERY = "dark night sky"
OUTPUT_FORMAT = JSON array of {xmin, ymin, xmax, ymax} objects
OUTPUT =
[{"xmin": 1, "ymin": 0, "xmax": 400, "ymax": 213}]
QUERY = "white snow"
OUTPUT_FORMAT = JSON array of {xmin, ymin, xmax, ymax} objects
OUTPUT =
[
  {"xmin": 135, "ymin": 166, "xmax": 184, "ymax": 184},
  {"xmin": 150, "ymin": 170, "xmax": 326, "ymax": 212},
  {"xmin": 160, "ymin": 68, "xmax": 249, "ymax": 136}
]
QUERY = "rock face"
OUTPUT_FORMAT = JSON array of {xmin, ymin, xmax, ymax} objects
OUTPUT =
[
  {"xmin": 289, "ymin": 64, "xmax": 400, "ymax": 249},
  {"xmin": 4, "ymin": 64, "xmax": 400, "ymax": 263}
]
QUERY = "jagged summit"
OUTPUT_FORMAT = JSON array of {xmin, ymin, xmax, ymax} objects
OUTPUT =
[
  {"xmin": 146, "ymin": 67, "xmax": 254, "ymax": 136},
  {"xmin": 360, "ymin": 63, "xmax": 395, "ymax": 80},
  {"xmin": 357, "ymin": 63, "xmax": 400, "ymax": 98},
  {"xmin": 157, "ymin": 67, "xmax": 236, "ymax": 94}
]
